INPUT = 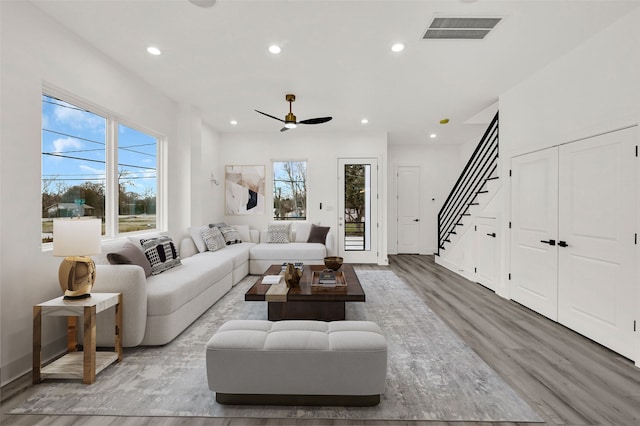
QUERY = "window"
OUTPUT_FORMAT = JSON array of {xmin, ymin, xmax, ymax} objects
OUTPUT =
[
  {"xmin": 41, "ymin": 92, "xmax": 159, "ymax": 244},
  {"xmin": 273, "ymin": 161, "xmax": 307, "ymax": 220}
]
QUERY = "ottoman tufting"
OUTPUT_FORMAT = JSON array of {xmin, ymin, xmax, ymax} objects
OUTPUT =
[{"xmin": 206, "ymin": 319, "xmax": 387, "ymax": 406}]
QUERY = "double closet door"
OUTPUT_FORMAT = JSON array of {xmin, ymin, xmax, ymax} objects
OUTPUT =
[{"xmin": 511, "ymin": 127, "xmax": 637, "ymax": 361}]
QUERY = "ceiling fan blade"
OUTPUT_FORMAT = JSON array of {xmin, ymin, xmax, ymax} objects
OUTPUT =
[
  {"xmin": 299, "ymin": 116, "xmax": 333, "ymax": 125},
  {"xmin": 255, "ymin": 109, "xmax": 285, "ymax": 123},
  {"xmin": 280, "ymin": 126, "xmax": 290, "ymax": 132}
]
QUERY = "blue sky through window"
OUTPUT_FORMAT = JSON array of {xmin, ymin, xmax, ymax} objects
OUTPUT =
[{"xmin": 41, "ymin": 94, "xmax": 157, "ymax": 197}]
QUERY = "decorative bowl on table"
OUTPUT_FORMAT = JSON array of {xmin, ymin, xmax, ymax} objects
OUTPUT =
[{"xmin": 323, "ymin": 256, "xmax": 343, "ymax": 271}]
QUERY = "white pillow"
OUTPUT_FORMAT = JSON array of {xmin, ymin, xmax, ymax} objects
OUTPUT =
[
  {"xmin": 201, "ymin": 227, "xmax": 226, "ymax": 252},
  {"xmin": 188, "ymin": 225, "xmax": 210, "ymax": 253},
  {"xmin": 294, "ymin": 222, "xmax": 312, "ymax": 242},
  {"xmin": 231, "ymin": 224, "xmax": 251, "ymax": 242},
  {"xmin": 266, "ymin": 223, "xmax": 291, "ymax": 243}
]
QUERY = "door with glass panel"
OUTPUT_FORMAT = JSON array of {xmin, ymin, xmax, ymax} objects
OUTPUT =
[{"xmin": 337, "ymin": 158, "xmax": 378, "ymax": 263}]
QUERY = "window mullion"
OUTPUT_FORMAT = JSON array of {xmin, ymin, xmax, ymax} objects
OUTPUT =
[{"xmin": 105, "ymin": 118, "xmax": 118, "ymax": 237}]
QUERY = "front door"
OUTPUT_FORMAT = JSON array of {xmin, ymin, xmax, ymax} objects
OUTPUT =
[
  {"xmin": 396, "ymin": 166, "xmax": 420, "ymax": 254},
  {"xmin": 338, "ymin": 158, "xmax": 379, "ymax": 263}
]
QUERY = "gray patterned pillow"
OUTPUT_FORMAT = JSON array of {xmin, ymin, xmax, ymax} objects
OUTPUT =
[
  {"xmin": 266, "ymin": 223, "xmax": 291, "ymax": 243},
  {"xmin": 140, "ymin": 236, "xmax": 181, "ymax": 275},
  {"xmin": 202, "ymin": 226, "xmax": 226, "ymax": 252},
  {"xmin": 210, "ymin": 223, "xmax": 241, "ymax": 245}
]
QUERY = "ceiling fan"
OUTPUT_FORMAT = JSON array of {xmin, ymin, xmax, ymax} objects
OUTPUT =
[{"xmin": 255, "ymin": 94, "xmax": 332, "ymax": 132}]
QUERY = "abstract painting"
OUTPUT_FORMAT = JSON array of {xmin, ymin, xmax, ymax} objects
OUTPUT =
[{"xmin": 225, "ymin": 165, "xmax": 265, "ymax": 215}]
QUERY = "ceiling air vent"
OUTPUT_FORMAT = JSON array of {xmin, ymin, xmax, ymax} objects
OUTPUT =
[{"xmin": 423, "ymin": 17, "xmax": 502, "ymax": 40}]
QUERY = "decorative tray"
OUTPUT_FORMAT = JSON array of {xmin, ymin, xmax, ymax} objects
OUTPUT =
[{"xmin": 311, "ymin": 270, "xmax": 347, "ymax": 287}]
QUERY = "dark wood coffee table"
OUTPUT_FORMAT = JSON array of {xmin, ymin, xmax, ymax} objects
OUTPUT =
[{"xmin": 245, "ymin": 264, "xmax": 365, "ymax": 321}]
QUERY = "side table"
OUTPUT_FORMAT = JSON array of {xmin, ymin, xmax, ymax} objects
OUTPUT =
[{"xmin": 33, "ymin": 292, "xmax": 122, "ymax": 384}]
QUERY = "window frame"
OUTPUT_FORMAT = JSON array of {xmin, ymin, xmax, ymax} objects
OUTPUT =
[{"xmin": 41, "ymin": 85, "xmax": 165, "ymax": 246}]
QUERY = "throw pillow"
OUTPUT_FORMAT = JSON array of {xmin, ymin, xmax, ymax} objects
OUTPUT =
[
  {"xmin": 188, "ymin": 225, "xmax": 210, "ymax": 253},
  {"xmin": 266, "ymin": 223, "xmax": 291, "ymax": 243},
  {"xmin": 211, "ymin": 223, "xmax": 241, "ymax": 245},
  {"xmin": 140, "ymin": 236, "xmax": 182, "ymax": 275},
  {"xmin": 201, "ymin": 226, "xmax": 226, "ymax": 252},
  {"xmin": 107, "ymin": 242, "xmax": 152, "ymax": 277},
  {"xmin": 294, "ymin": 222, "xmax": 312, "ymax": 242},
  {"xmin": 232, "ymin": 224, "xmax": 251, "ymax": 242},
  {"xmin": 307, "ymin": 224, "xmax": 330, "ymax": 244}
]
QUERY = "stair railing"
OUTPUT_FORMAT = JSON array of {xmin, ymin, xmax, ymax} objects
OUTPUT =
[{"xmin": 437, "ymin": 112, "xmax": 499, "ymax": 255}]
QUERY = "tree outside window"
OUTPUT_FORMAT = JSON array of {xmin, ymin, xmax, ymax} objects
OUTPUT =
[{"xmin": 273, "ymin": 161, "xmax": 306, "ymax": 220}]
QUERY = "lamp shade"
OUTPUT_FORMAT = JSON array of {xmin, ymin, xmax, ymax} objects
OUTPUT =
[{"xmin": 53, "ymin": 218, "xmax": 102, "ymax": 257}]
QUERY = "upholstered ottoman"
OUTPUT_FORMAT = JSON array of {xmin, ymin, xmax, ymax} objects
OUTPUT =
[{"xmin": 206, "ymin": 319, "xmax": 387, "ymax": 406}]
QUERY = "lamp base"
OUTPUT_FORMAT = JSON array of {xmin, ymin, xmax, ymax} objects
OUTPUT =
[
  {"xmin": 63, "ymin": 293, "xmax": 92, "ymax": 300},
  {"xmin": 59, "ymin": 256, "xmax": 96, "ymax": 299}
]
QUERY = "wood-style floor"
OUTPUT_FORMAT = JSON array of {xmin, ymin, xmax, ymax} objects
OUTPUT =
[{"xmin": 2, "ymin": 255, "xmax": 639, "ymax": 426}]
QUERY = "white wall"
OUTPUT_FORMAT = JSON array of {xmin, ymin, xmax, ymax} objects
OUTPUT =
[
  {"xmin": 435, "ymin": 7, "xmax": 640, "ymax": 307},
  {"xmin": 0, "ymin": 2, "xmax": 184, "ymax": 385},
  {"xmin": 498, "ymin": 6, "xmax": 640, "ymax": 301},
  {"xmin": 217, "ymin": 131, "xmax": 389, "ymax": 263},
  {"xmin": 387, "ymin": 144, "xmax": 463, "ymax": 255}
]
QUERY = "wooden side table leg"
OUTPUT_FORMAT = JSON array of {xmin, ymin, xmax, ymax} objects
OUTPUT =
[
  {"xmin": 67, "ymin": 316, "xmax": 78, "ymax": 352},
  {"xmin": 115, "ymin": 293, "xmax": 123, "ymax": 362},
  {"xmin": 83, "ymin": 305, "xmax": 96, "ymax": 384},
  {"xmin": 32, "ymin": 306, "xmax": 42, "ymax": 384}
]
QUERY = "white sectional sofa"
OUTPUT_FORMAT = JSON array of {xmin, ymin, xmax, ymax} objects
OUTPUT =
[
  {"xmin": 249, "ymin": 228, "xmax": 335, "ymax": 274},
  {"xmin": 90, "ymin": 223, "xmax": 334, "ymax": 348}
]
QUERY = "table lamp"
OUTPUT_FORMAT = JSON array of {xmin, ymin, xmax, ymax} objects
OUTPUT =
[{"xmin": 53, "ymin": 218, "xmax": 101, "ymax": 299}]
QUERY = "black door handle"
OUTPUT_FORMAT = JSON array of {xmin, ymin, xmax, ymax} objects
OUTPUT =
[
  {"xmin": 540, "ymin": 239, "xmax": 556, "ymax": 246},
  {"xmin": 558, "ymin": 240, "xmax": 568, "ymax": 247},
  {"xmin": 413, "ymin": 219, "xmax": 419, "ymax": 222},
  {"xmin": 487, "ymin": 233, "xmax": 496, "ymax": 238}
]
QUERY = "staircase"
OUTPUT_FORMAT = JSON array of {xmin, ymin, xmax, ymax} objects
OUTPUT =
[{"xmin": 437, "ymin": 112, "xmax": 499, "ymax": 255}]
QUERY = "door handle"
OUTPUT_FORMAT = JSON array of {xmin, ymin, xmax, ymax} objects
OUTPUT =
[
  {"xmin": 413, "ymin": 219, "xmax": 419, "ymax": 222},
  {"xmin": 486, "ymin": 232, "xmax": 496, "ymax": 238},
  {"xmin": 558, "ymin": 240, "xmax": 568, "ymax": 247},
  {"xmin": 540, "ymin": 239, "xmax": 556, "ymax": 246}
]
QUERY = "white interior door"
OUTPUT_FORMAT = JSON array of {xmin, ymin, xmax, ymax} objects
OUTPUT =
[
  {"xmin": 558, "ymin": 127, "xmax": 637, "ymax": 360},
  {"xmin": 338, "ymin": 158, "xmax": 379, "ymax": 263},
  {"xmin": 475, "ymin": 217, "xmax": 498, "ymax": 291},
  {"xmin": 396, "ymin": 166, "xmax": 420, "ymax": 254},
  {"xmin": 511, "ymin": 148, "xmax": 559, "ymax": 321}
]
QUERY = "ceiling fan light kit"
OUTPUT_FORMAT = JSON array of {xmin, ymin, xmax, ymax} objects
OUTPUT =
[{"xmin": 255, "ymin": 93, "xmax": 332, "ymax": 132}]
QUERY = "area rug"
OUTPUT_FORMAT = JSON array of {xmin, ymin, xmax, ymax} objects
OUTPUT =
[{"xmin": 11, "ymin": 269, "xmax": 542, "ymax": 422}]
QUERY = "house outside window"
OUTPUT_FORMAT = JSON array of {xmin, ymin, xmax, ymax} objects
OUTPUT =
[
  {"xmin": 41, "ymin": 92, "xmax": 159, "ymax": 244},
  {"xmin": 273, "ymin": 161, "xmax": 306, "ymax": 221}
]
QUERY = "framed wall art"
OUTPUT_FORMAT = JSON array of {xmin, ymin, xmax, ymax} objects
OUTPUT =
[{"xmin": 225, "ymin": 165, "xmax": 265, "ymax": 215}]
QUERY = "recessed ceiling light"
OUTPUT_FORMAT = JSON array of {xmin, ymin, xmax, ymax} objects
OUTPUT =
[
  {"xmin": 391, "ymin": 43, "xmax": 405, "ymax": 53},
  {"xmin": 361, "ymin": 118, "xmax": 369, "ymax": 124},
  {"xmin": 268, "ymin": 45, "xmax": 281, "ymax": 54},
  {"xmin": 430, "ymin": 133, "xmax": 437, "ymax": 139},
  {"xmin": 146, "ymin": 46, "xmax": 162, "ymax": 56},
  {"xmin": 230, "ymin": 120, "xmax": 238, "ymax": 125}
]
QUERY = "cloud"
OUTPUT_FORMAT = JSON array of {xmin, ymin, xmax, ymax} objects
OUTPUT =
[
  {"xmin": 79, "ymin": 164, "xmax": 104, "ymax": 176},
  {"xmin": 52, "ymin": 137, "xmax": 82, "ymax": 155},
  {"xmin": 53, "ymin": 102, "xmax": 104, "ymax": 131}
]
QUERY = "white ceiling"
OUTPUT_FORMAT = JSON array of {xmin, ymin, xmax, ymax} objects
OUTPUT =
[{"xmin": 32, "ymin": 0, "xmax": 639, "ymax": 145}]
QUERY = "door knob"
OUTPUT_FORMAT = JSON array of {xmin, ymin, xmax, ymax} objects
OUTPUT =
[
  {"xmin": 540, "ymin": 239, "xmax": 556, "ymax": 246},
  {"xmin": 413, "ymin": 219, "xmax": 419, "ymax": 222},
  {"xmin": 558, "ymin": 240, "xmax": 568, "ymax": 247},
  {"xmin": 487, "ymin": 232, "xmax": 496, "ymax": 238}
]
